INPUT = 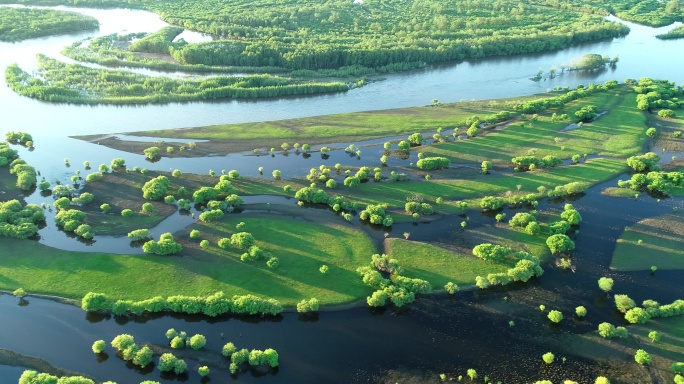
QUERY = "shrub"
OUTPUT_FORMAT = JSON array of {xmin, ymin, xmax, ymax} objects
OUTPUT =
[
  {"xmin": 576, "ymin": 306, "xmax": 587, "ymax": 317},
  {"xmin": 189, "ymin": 334, "xmax": 206, "ymax": 350},
  {"xmin": 91, "ymin": 340, "xmax": 106, "ymax": 353},
  {"xmin": 614, "ymin": 294, "xmax": 636, "ymax": 313},
  {"xmin": 542, "ymin": 352, "xmax": 555, "ymax": 364},
  {"xmin": 296, "ymin": 298, "xmax": 320, "ymax": 313},
  {"xmin": 121, "ymin": 209, "xmax": 134, "ymax": 217},
  {"xmin": 416, "ymin": 157, "xmax": 450, "ymax": 170},
  {"xmin": 547, "ymin": 310, "xmax": 563, "ymax": 323},
  {"xmin": 634, "ymin": 349, "xmax": 652, "ymax": 365},
  {"xmin": 143, "ymin": 233, "xmax": 182, "ymax": 255},
  {"xmin": 222, "ymin": 342, "xmax": 237, "ymax": 356}
]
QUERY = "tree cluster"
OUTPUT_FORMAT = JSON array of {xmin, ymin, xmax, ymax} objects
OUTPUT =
[
  {"xmin": 82, "ymin": 291, "xmax": 283, "ymax": 316},
  {"xmin": 0, "ymin": 200, "xmax": 44, "ymax": 239}
]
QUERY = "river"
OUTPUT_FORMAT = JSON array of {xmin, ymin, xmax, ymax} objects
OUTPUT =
[{"xmin": 1, "ymin": 4, "xmax": 684, "ymax": 384}]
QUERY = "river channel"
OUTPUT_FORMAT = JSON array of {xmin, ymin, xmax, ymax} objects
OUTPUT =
[{"xmin": 1, "ymin": 4, "xmax": 683, "ymax": 384}]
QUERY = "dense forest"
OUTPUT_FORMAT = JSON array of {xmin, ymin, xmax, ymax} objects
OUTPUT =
[
  {"xmin": 656, "ymin": 24, "xmax": 684, "ymax": 39},
  {"xmin": 0, "ymin": 7, "xmax": 98, "ymax": 41},
  {"xmin": 4, "ymin": 54, "xmax": 348, "ymax": 104},
  {"xmin": 7, "ymin": 0, "xmax": 681, "ymax": 71}
]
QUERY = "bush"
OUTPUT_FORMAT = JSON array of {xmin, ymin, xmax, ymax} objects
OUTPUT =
[
  {"xmin": 222, "ymin": 342, "xmax": 237, "ymax": 356},
  {"xmin": 231, "ymin": 232, "xmax": 255, "ymax": 249},
  {"xmin": 634, "ymin": 349, "xmax": 652, "ymax": 365},
  {"xmin": 121, "ymin": 209, "xmax": 134, "ymax": 217},
  {"xmin": 189, "ymin": 334, "xmax": 207, "ymax": 350},
  {"xmin": 614, "ymin": 294, "xmax": 636, "ymax": 313},
  {"xmin": 542, "ymin": 352, "xmax": 555, "ymax": 364},
  {"xmin": 576, "ymin": 306, "xmax": 587, "ymax": 317},
  {"xmin": 91, "ymin": 340, "xmax": 106, "ymax": 353},
  {"xmin": 143, "ymin": 233, "xmax": 182, "ymax": 255},
  {"xmin": 296, "ymin": 298, "xmax": 320, "ymax": 313},
  {"xmin": 547, "ymin": 310, "xmax": 563, "ymax": 323},
  {"xmin": 416, "ymin": 157, "xmax": 450, "ymax": 170}
]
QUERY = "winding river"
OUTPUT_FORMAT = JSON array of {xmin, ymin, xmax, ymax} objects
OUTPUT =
[{"xmin": 1, "ymin": 4, "xmax": 684, "ymax": 384}]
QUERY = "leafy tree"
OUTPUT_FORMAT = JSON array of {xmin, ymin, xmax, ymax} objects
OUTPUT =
[
  {"xmin": 595, "ymin": 377, "xmax": 610, "ymax": 384},
  {"xmin": 480, "ymin": 196, "xmax": 505, "ymax": 211},
  {"xmin": 134, "ymin": 346, "xmax": 154, "ymax": 367},
  {"xmin": 546, "ymin": 234, "xmax": 575, "ymax": 254},
  {"xmin": 192, "ymin": 186, "xmax": 218, "ymax": 203},
  {"xmin": 143, "ymin": 146, "xmax": 161, "ymax": 159},
  {"xmin": 143, "ymin": 233, "xmax": 182, "ymax": 255},
  {"xmin": 296, "ymin": 298, "xmax": 320, "ymax": 313},
  {"xmin": 100, "ymin": 203, "xmax": 111, "ymax": 213},
  {"xmin": 598, "ymin": 277, "xmax": 614, "ymax": 293},
  {"xmin": 542, "ymin": 352, "xmax": 555, "ymax": 364},
  {"xmin": 54, "ymin": 197, "xmax": 71, "ymax": 211},
  {"xmin": 407, "ymin": 132, "xmax": 424, "ymax": 145},
  {"xmin": 398, "ymin": 140, "xmax": 410, "ymax": 151},
  {"xmin": 626, "ymin": 152, "xmax": 661, "ymax": 172},
  {"xmin": 624, "ymin": 307, "xmax": 651, "ymax": 324},
  {"xmin": 189, "ymin": 334, "xmax": 206, "ymax": 350},
  {"xmin": 141, "ymin": 202, "xmax": 154, "ymax": 213},
  {"xmin": 444, "ymin": 282, "xmax": 459, "ymax": 294},
  {"xmin": 111, "ymin": 334, "xmax": 135, "ymax": 351},
  {"xmin": 614, "ymin": 294, "xmax": 636, "ymax": 313},
  {"xmin": 272, "ymin": 170, "xmax": 281, "ymax": 179},
  {"xmin": 547, "ymin": 310, "xmax": 563, "ymax": 323},
  {"xmin": 142, "ymin": 176, "xmax": 170, "ymax": 200},
  {"xmin": 467, "ymin": 368, "xmax": 477, "ymax": 381},
  {"xmin": 598, "ymin": 322, "xmax": 617, "ymax": 338},
  {"xmin": 634, "ymin": 349, "xmax": 652, "ymax": 365},
  {"xmin": 481, "ymin": 161, "xmax": 492, "ymax": 173},
  {"xmin": 646, "ymin": 127, "xmax": 657, "ymax": 138},
  {"xmin": 222, "ymin": 342, "xmax": 237, "ymax": 356},
  {"xmin": 319, "ymin": 265, "xmax": 329, "ymax": 274},
  {"xmin": 231, "ymin": 232, "xmax": 255, "ymax": 249},
  {"xmin": 575, "ymin": 306, "xmax": 587, "ymax": 317},
  {"xmin": 91, "ymin": 340, "xmax": 106, "ymax": 353},
  {"xmin": 198, "ymin": 366, "xmax": 210, "ymax": 377},
  {"xmin": 81, "ymin": 292, "xmax": 111, "ymax": 312},
  {"xmin": 648, "ymin": 330, "xmax": 661, "ymax": 342}
]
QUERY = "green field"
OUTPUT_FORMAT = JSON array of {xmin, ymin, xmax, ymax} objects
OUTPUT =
[
  {"xmin": 611, "ymin": 213, "xmax": 684, "ymax": 271},
  {"xmin": 386, "ymin": 224, "xmax": 549, "ymax": 288},
  {"xmin": 0, "ymin": 214, "xmax": 376, "ymax": 306}
]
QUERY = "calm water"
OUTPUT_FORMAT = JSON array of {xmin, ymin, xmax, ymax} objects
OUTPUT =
[{"xmin": 1, "ymin": 5, "xmax": 684, "ymax": 384}]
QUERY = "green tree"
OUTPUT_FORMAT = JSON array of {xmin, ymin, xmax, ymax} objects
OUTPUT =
[
  {"xmin": 598, "ymin": 277, "xmax": 614, "ymax": 294},
  {"xmin": 547, "ymin": 310, "xmax": 563, "ymax": 323},
  {"xmin": 189, "ymin": 334, "xmax": 206, "ymax": 350},
  {"xmin": 648, "ymin": 331, "xmax": 661, "ymax": 342},
  {"xmin": 143, "ymin": 146, "xmax": 161, "ymax": 159},
  {"xmin": 91, "ymin": 340, "xmax": 106, "ymax": 353},
  {"xmin": 646, "ymin": 127, "xmax": 657, "ymax": 138},
  {"xmin": 614, "ymin": 294, "xmax": 636, "ymax": 313},
  {"xmin": 198, "ymin": 366, "xmax": 210, "ymax": 377},
  {"xmin": 142, "ymin": 176, "xmax": 170, "ymax": 200},
  {"xmin": 542, "ymin": 352, "xmax": 555, "ymax": 364},
  {"xmin": 546, "ymin": 234, "xmax": 575, "ymax": 254},
  {"xmin": 575, "ymin": 306, "xmax": 587, "ymax": 317},
  {"xmin": 634, "ymin": 349, "xmax": 652, "ymax": 365}
]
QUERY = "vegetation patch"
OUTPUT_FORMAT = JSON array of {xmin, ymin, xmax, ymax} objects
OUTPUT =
[
  {"xmin": 0, "ymin": 7, "xmax": 98, "ymax": 42},
  {"xmin": 5, "ymin": 55, "xmax": 348, "ymax": 105},
  {"xmin": 611, "ymin": 213, "xmax": 684, "ymax": 271}
]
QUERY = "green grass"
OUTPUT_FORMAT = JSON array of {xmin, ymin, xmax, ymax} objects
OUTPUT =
[
  {"xmin": 421, "ymin": 89, "xmax": 647, "ymax": 164},
  {"xmin": 386, "ymin": 224, "xmax": 549, "ymax": 289},
  {"xmin": 611, "ymin": 213, "xmax": 684, "ymax": 271},
  {"xmin": 0, "ymin": 215, "xmax": 377, "ymax": 306}
]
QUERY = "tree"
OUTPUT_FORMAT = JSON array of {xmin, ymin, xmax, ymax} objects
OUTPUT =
[
  {"xmin": 111, "ymin": 334, "xmax": 135, "ymax": 351},
  {"xmin": 648, "ymin": 331, "xmax": 661, "ymax": 342},
  {"xmin": 547, "ymin": 310, "xmax": 563, "ymax": 323},
  {"xmin": 91, "ymin": 340, "xmax": 106, "ymax": 353},
  {"xmin": 546, "ymin": 234, "xmax": 575, "ymax": 254},
  {"xmin": 467, "ymin": 368, "xmax": 477, "ymax": 381},
  {"xmin": 198, "ymin": 366, "xmax": 210, "ymax": 377},
  {"xmin": 143, "ymin": 146, "xmax": 161, "ymax": 159},
  {"xmin": 398, "ymin": 140, "xmax": 410, "ymax": 150},
  {"xmin": 408, "ymin": 132, "xmax": 424, "ymax": 145},
  {"xmin": 134, "ymin": 346, "xmax": 154, "ymax": 367},
  {"xmin": 646, "ymin": 127, "xmax": 657, "ymax": 138},
  {"xmin": 598, "ymin": 277, "xmax": 614, "ymax": 294},
  {"xmin": 189, "ymin": 334, "xmax": 206, "ymax": 350},
  {"xmin": 444, "ymin": 282, "xmax": 459, "ymax": 294},
  {"xmin": 272, "ymin": 170, "xmax": 281, "ymax": 179},
  {"xmin": 614, "ymin": 294, "xmax": 636, "ymax": 313},
  {"xmin": 575, "ymin": 306, "xmax": 587, "ymax": 317},
  {"xmin": 296, "ymin": 298, "xmax": 320, "ymax": 313},
  {"xmin": 634, "ymin": 349, "xmax": 652, "ymax": 365},
  {"xmin": 542, "ymin": 352, "xmax": 555, "ymax": 364},
  {"xmin": 222, "ymin": 342, "xmax": 237, "ymax": 356},
  {"xmin": 231, "ymin": 232, "xmax": 255, "ymax": 249},
  {"xmin": 481, "ymin": 161, "xmax": 492, "ymax": 173},
  {"xmin": 142, "ymin": 176, "xmax": 170, "ymax": 200},
  {"xmin": 595, "ymin": 377, "xmax": 610, "ymax": 384}
]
